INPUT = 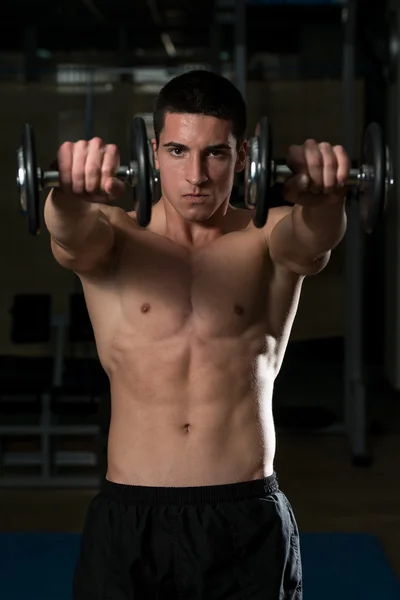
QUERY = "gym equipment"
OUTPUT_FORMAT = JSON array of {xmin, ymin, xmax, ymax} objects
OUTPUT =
[
  {"xmin": 343, "ymin": 0, "xmax": 371, "ymax": 468},
  {"xmin": 132, "ymin": 117, "xmax": 152, "ymax": 229},
  {"xmin": 245, "ymin": 116, "xmax": 393, "ymax": 233},
  {"xmin": 18, "ymin": 112, "xmax": 393, "ymax": 236},
  {"xmin": 17, "ymin": 116, "xmax": 160, "ymax": 235}
]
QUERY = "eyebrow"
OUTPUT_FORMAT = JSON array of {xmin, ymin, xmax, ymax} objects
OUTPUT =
[{"xmin": 162, "ymin": 142, "xmax": 232, "ymax": 152}]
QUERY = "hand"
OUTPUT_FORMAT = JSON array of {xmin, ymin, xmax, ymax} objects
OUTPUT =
[
  {"xmin": 283, "ymin": 139, "xmax": 351, "ymax": 207},
  {"xmin": 55, "ymin": 137, "xmax": 125, "ymax": 203}
]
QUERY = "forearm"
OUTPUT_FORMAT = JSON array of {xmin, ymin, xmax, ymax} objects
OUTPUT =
[
  {"xmin": 44, "ymin": 189, "xmax": 110, "ymax": 250},
  {"xmin": 291, "ymin": 200, "xmax": 347, "ymax": 259}
]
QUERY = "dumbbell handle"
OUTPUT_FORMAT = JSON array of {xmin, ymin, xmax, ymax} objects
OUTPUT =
[
  {"xmin": 273, "ymin": 163, "xmax": 367, "ymax": 187},
  {"xmin": 37, "ymin": 164, "xmax": 137, "ymax": 191},
  {"xmin": 38, "ymin": 161, "xmax": 369, "ymax": 192}
]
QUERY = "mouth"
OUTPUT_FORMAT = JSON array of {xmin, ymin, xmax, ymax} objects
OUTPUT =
[{"xmin": 183, "ymin": 194, "xmax": 209, "ymax": 201}]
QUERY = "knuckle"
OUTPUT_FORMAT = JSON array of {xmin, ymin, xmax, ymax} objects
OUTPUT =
[
  {"xmin": 305, "ymin": 138, "xmax": 317, "ymax": 147},
  {"xmin": 319, "ymin": 142, "xmax": 332, "ymax": 152},
  {"xmin": 57, "ymin": 143, "xmax": 72, "ymax": 168},
  {"xmin": 59, "ymin": 141, "xmax": 72, "ymax": 153},
  {"xmin": 74, "ymin": 140, "xmax": 88, "ymax": 151},
  {"xmin": 72, "ymin": 169, "xmax": 84, "ymax": 181},
  {"xmin": 105, "ymin": 144, "xmax": 120, "ymax": 164},
  {"xmin": 85, "ymin": 166, "xmax": 100, "ymax": 179},
  {"xmin": 89, "ymin": 136, "xmax": 104, "ymax": 147},
  {"xmin": 334, "ymin": 144, "xmax": 345, "ymax": 153},
  {"xmin": 323, "ymin": 156, "xmax": 336, "ymax": 168},
  {"xmin": 308, "ymin": 155, "xmax": 323, "ymax": 168},
  {"xmin": 101, "ymin": 165, "xmax": 114, "ymax": 177},
  {"xmin": 106, "ymin": 143, "xmax": 119, "ymax": 155}
]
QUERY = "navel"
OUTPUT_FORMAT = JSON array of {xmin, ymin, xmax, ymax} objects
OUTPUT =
[
  {"xmin": 140, "ymin": 302, "xmax": 151, "ymax": 314},
  {"xmin": 183, "ymin": 423, "xmax": 191, "ymax": 434},
  {"xmin": 234, "ymin": 304, "xmax": 245, "ymax": 316}
]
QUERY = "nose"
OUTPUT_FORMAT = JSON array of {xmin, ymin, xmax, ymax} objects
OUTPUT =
[{"xmin": 185, "ymin": 153, "xmax": 208, "ymax": 186}]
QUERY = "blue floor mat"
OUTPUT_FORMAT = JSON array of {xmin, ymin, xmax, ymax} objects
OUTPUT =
[
  {"xmin": 301, "ymin": 533, "xmax": 400, "ymax": 600},
  {"xmin": 0, "ymin": 532, "xmax": 399, "ymax": 599}
]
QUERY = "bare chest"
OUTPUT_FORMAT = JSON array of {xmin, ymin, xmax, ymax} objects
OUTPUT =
[{"xmin": 115, "ymin": 235, "xmax": 268, "ymax": 338}]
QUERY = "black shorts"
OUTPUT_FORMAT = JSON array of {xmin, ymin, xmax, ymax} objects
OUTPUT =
[{"xmin": 72, "ymin": 473, "xmax": 302, "ymax": 599}]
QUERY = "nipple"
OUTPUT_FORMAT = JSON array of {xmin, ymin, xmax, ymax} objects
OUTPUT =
[
  {"xmin": 141, "ymin": 303, "xmax": 151, "ymax": 314},
  {"xmin": 234, "ymin": 304, "xmax": 245, "ymax": 316}
]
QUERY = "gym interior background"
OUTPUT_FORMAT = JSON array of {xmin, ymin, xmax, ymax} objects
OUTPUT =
[{"xmin": 1, "ymin": 0, "xmax": 400, "ymax": 598}]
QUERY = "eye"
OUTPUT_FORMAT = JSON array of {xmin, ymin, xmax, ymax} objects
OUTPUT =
[
  {"xmin": 208, "ymin": 149, "xmax": 229, "ymax": 158},
  {"xmin": 169, "ymin": 148, "xmax": 184, "ymax": 157}
]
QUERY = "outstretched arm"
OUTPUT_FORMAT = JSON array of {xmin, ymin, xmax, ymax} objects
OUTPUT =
[
  {"xmin": 44, "ymin": 138, "xmax": 125, "ymax": 273},
  {"xmin": 264, "ymin": 140, "xmax": 349, "ymax": 276}
]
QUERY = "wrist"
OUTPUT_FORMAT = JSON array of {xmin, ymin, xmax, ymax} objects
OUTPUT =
[
  {"xmin": 44, "ymin": 189, "xmax": 101, "ymax": 245},
  {"xmin": 292, "ymin": 201, "xmax": 347, "ymax": 254},
  {"xmin": 300, "ymin": 197, "xmax": 346, "ymax": 220},
  {"xmin": 50, "ymin": 189, "xmax": 96, "ymax": 215}
]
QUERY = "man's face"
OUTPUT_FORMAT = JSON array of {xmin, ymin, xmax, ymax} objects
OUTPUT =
[{"xmin": 153, "ymin": 112, "xmax": 246, "ymax": 222}]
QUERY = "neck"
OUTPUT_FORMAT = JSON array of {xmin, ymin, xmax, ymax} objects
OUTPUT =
[{"xmin": 158, "ymin": 196, "xmax": 233, "ymax": 248}]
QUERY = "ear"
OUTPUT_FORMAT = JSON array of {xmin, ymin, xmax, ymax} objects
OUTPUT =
[
  {"xmin": 234, "ymin": 140, "xmax": 247, "ymax": 173},
  {"xmin": 151, "ymin": 138, "xmax": 160, "ymax": 170}
]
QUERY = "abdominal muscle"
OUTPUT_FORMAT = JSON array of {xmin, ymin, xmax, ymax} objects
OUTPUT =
[{"xmin": 102, "ymin": 327, "xmax": 276, "ymax": 487}]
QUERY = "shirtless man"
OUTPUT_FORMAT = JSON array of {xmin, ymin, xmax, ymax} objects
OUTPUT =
[{"xmin": 44, "ymin": 70, "xmax": 349, "ymax": 599}]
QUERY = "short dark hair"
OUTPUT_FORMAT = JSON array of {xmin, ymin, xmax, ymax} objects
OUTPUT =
[{"xmin": 153, "ymin": 69, "xmax": 247, "ymax": 148}]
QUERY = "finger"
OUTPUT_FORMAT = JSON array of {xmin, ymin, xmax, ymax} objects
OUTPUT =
[
  {"xmin": 284, "ymin": 145, "xmax": 310, "ymax": 203},
  {"xmin": 56, "ymin": 142, "xmax": 73, "ymax": 191},
  {"xmin": 319, "ymin": 142, "xmax": 338, "ymax": 193},
  {"xmin": 101, "ymin": 144, "xmax": 124, "ymax": 199},
  {"xmin": 304, "ymin": 139, "xmax": 323, "ymax": 191},
  {"xmin": 71, "ymin": 141, "xmax": 88, "ymax": 195},
  {"xmin": 103, "ymin": 177, "xmax": 125, "ymax": 200},
  {"xmin": 85, "ymin": 137, "xmax": 105, "ymax": 194},
  {"xmin": 333, "ymin": 145, "xmax": 351, "ymax": 186},
  {"xmin": 286, "ymin": 144, "xmax": 308, "ymax": 175}
]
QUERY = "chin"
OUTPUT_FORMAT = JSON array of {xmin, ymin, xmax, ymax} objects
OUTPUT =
[{"xmin": 182, "ymin": 206, "xmax": 216, "ymax": 222}]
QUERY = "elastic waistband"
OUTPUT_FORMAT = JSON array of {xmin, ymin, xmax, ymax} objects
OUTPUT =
[{"xmin": 100, "ymin": 472, "xmax": 279, "ymax": 505}]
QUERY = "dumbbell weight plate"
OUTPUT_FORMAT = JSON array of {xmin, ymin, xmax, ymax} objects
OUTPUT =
[
  {"xmin": 253, "ymin": 116, "xmax": 273, "ymax": 228},
  {"xmin": 131, "ymin": 117, "xmax": 152, "ymax": 228},
  {"xmin": 359, "ymin": 122, "xmax": 386, "ymax": 234},
  {"xmin": 147, "ymin": 138, "xmax": 161, "ymax": 204},
  {"xmin": 18, "ymin": 124, "xmax": 40, "ymax": 235}
]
